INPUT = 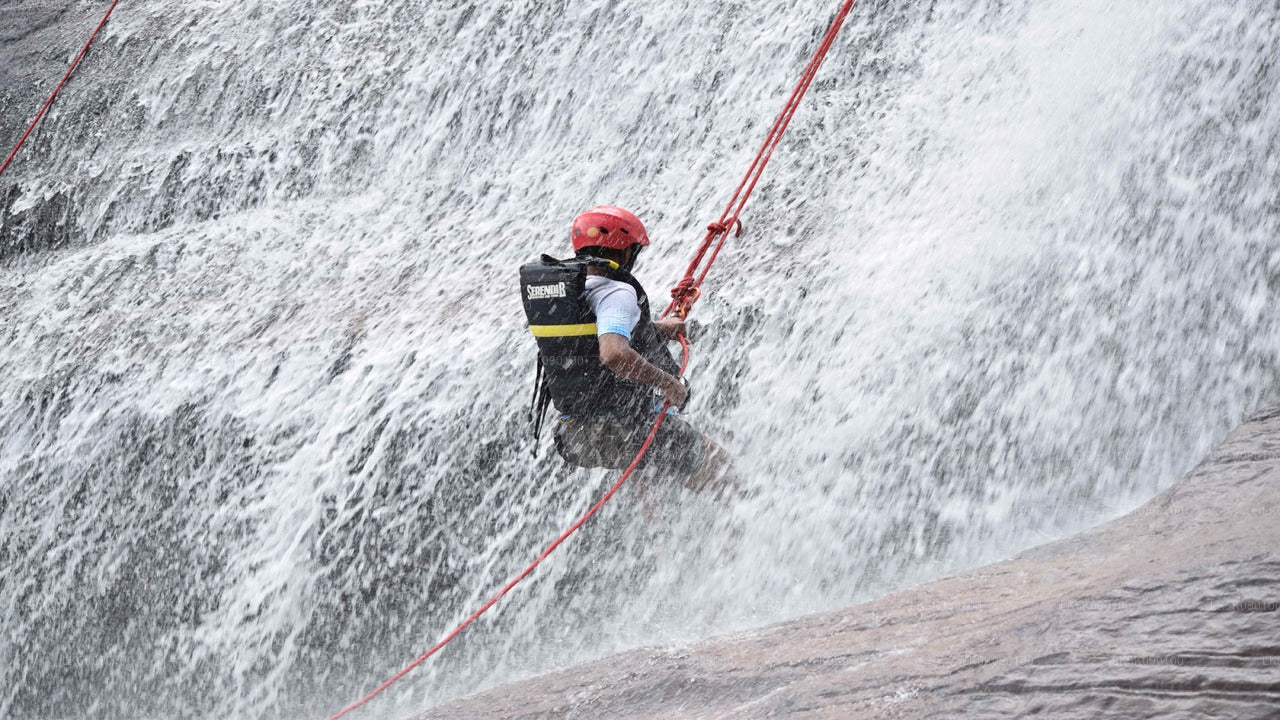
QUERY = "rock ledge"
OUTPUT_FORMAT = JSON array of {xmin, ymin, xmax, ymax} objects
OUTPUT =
[{"xmin": 417, "ymin": 405, "xmax": 1280, "ymax": 719}]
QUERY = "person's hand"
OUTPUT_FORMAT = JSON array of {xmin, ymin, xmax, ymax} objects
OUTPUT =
[
  {"xmin": 653, "ymin": 317, "xmax": 688, "ymax": 341},
  {"xmin": 659, "ymin": 374, "xmax": 688, "ymax": 407}
]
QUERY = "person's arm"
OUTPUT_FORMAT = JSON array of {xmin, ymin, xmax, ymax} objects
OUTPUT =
[{"xmin": 599, "ymin": 333, "xmax": 687, "ymax": 406}]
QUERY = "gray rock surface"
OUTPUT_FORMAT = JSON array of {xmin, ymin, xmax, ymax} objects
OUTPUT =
[
  {"xmin": 1, "ymin": 0, "xmax": 103, "ymax": 255},
  {"xmin": 1, "ymin": 1, "xmax": 86, "ymax": 140},
  {"xmin": 416, "ymin": 404, "xmax": 1280, "ymax": 719}
]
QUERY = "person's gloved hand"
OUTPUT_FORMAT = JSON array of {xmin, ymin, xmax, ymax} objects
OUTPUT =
[{"xmin": 653, "ymin": 317, "xmax": 689, "ymax": 341}]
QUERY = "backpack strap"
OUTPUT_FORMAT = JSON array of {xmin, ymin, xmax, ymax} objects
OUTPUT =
[{"xmin": 528, "ymin": 355, "xmax": 554, "ymax": 456}]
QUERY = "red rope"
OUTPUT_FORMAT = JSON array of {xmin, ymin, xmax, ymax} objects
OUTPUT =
[
  {"xmin": 324, "ymin": 337, "xmax": 690, "ymax": 720},
  {"xmin": 0, "ymin": 0, "xmax": 121, "ymax": 179},
  {"xmin": 667, "ymin": 0, "xmax": 857, "ymax": 319},
  {"xmin": 325, "ymin": 2, "xmax": 856, "ymax": 716}
]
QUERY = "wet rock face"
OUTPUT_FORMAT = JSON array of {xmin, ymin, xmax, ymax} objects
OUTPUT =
[
  {"xmin": 0, "ymin": 1, "xmax": 83, "ymax": 136},
  {"xmin": 0, "ymin": 1, "xmax": 95, "ymax": 258},
  {"xmin": 1, "ymin": 184, "xmax": 83, "ymax": 256},
  {"xmin": 415, "ymin": 404, "xmax": 1280, "ymax": 719}
]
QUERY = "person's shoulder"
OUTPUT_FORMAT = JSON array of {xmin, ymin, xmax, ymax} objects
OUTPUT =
[
  {"xmin": 584, "ymin": 276, "xmax": 638, "ymax": 313},
  {"xmin": 585, "ymin": 276, "xmax": 638, "ymax": 298}
]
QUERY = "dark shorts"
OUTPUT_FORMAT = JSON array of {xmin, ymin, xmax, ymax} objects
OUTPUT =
[{"xmin": 553, "ymin": 408, "xmax": 706, "ymax": 481}]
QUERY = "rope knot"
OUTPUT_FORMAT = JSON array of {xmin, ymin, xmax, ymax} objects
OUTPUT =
[
  {"xmin": 707, "ymin": 219, "xmax": 744, "ymax": 237},
  {"xmin": 670, "ymin": 277, "xmax": 696, "ymax": 301},
  {"xmin": 669, "ymin": 278, "xmax": 702, "ymax": 319}
]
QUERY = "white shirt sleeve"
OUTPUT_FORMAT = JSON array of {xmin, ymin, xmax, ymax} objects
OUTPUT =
[{"xmin": 584, "ymin": 277, "xmax": 642, "ymax": 340}]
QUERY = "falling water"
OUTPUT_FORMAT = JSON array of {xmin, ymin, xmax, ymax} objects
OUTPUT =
[{"xmin": 2, "ymin": 0, "xmax": 1278, "ymax": 717}]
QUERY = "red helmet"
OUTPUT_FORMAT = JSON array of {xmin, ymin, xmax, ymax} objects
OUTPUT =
[{"xmin": 570, "ymin": 205, "xmax": 650, "ymax": 252}]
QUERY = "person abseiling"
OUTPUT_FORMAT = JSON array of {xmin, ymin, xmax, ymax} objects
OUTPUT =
[{"xmin": 520, "ymin": 205, "xmax": 736, "ymax": 499}]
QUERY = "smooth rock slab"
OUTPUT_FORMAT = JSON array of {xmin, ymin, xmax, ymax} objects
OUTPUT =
[{"xmin": 415, "ymin": 406, "xmax": 1280, "ymax": 719}]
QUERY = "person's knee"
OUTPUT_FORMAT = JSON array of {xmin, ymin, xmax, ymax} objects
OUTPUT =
[{"xmin": 684, "ymin": 435, "xmax": 733, "ymax": 494}]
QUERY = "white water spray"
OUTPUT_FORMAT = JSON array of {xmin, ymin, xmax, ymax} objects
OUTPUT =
[{"xmin": 2, "ymin": 1, "xmax": 1278, "ymax": 718}]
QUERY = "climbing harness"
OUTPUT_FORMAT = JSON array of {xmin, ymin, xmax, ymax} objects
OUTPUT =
[
  {"xmin": 0, "ymin": 0, "xmax": 121, "ymax": 179},
  {"xmin": 325, "ymin": 1, "xmax": 857, "ymax": 717}
]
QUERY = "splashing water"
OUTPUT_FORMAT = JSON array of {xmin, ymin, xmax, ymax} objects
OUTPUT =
[{"xmin": 2, "ymin": 0, "xmax": 1278, "ymax": 717}]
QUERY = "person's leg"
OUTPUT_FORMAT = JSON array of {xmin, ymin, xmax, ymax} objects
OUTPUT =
[
  {"xmin": 639, "ymin": 413, "xmax": 745, "ymax": 503},
  {"xmin": 681, "ymin": 434, "xmax": 746, "ymax": 502},
  {"xmin": 554, "ymin": 415, "xmax": 631, "ymax": 469}
]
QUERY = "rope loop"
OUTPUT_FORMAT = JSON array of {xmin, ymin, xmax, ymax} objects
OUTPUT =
[{"xmin": 675, "ymin": 287, "xmax": 702, "ymax": 319}]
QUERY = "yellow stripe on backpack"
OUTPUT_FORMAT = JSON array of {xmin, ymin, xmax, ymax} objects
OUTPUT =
[{"xmin": 529, "ymin": 323, "xmax": 597, "ymax": 338}]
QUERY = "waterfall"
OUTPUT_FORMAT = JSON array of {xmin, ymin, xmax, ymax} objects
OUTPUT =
[{"xmin": 2, "ymin": 0, "xmax": 1277, "ymax": 717}]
